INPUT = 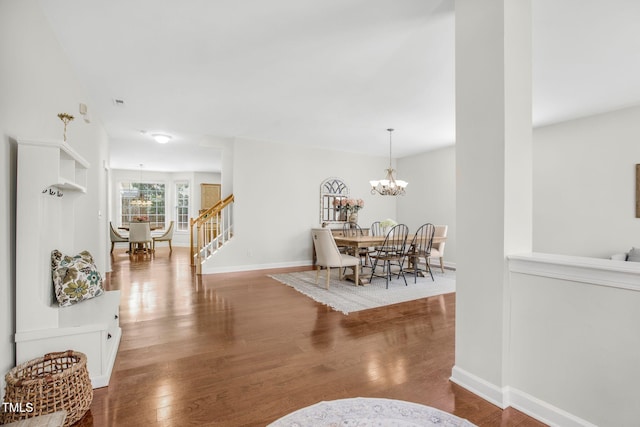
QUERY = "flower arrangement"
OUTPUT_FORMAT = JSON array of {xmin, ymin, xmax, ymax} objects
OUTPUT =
[
  {"xmin": 380, "ymin": 218, "xmax": 397, "ymax": 229},
  {"xmin": 332, "ymin": 197, "xmax": 365, "ymax": 213},
  {"xmin": 133, "ymin": 216, "xmax": 149, "ymax": 222}
]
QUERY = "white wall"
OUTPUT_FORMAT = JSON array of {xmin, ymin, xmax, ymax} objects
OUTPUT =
[
  {"xmin": 533, "ymin": 105, "xmax": 640, "ymax": 258},
  {"xmin": 202, "ymin": 137, "xmax": 397, "ymax": 273},
  {"xmin": 0, "ymin": 0, "xmax": 109, "ymax": 397},
  {"xmin": 0, "ymin": 131, "xmax": 15, "ymax": 402},
  {"xmin": 391, "ymin": 105, "xmax": 640, "ymax": 267},
  {"xmin": 397, "ymin": 145, "xmax": 456, "ymax": 266}
]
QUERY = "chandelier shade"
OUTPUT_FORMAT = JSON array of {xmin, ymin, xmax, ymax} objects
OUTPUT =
[{"xmin": 370, "ymin": 129, "xmax": 408, "ymax": 196}]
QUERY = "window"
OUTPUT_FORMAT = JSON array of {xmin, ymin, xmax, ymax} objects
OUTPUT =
[
  {"xmin": 120, "ymin": 182, "xmax": 165, "ymax": 227},
  {"xmin": 176, "ymin": 182, "xmax": 190, "ymax": 231},
  {"xmin": 320, "ymin": 177, "xmax": 349, "ymax": 225}
]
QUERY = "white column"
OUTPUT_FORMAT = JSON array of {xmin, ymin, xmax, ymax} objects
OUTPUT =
[{"xmin": 452, "ymin": 0, "xmax": 532, "ymax": 407}]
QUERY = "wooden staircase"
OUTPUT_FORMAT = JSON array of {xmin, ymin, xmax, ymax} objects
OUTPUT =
[{"xmin": 190, "ymin": 194, "xmax": 234, "ymax": 273}]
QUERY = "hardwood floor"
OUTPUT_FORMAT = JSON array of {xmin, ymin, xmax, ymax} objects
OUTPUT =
[{"xmin": 78, "ymin": 247, "xmax": 546, "ymax": 426}]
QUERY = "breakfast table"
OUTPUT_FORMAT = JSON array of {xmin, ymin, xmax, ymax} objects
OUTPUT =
[
  {"xmin": 118, "ymin": 225, "xmax": 162, "ymax": 231},
  {"xmin": 118, "ymin": 223, "xmax": 163, "ymax": 253}
]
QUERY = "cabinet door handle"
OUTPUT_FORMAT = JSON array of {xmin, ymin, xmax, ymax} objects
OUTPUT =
[
  {"xmin": 114, "ymin": 314, "xmax": 119, "ymax": 319},
  {"xmin": 107, "ymin": 333, "xmax": 112, "ymax": 340}
]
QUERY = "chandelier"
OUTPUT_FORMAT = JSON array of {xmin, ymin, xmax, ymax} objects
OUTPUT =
[
  {"xmin": 130, "ymin": 196, "xmax": 152, "ymax": 207},
  {"xmin": 131, "ymin": 164, "xmax": 152, "ymax": 206},
  {"xmin": 369, "ymin": 128, "xmax": 408, "ymax": 196}
]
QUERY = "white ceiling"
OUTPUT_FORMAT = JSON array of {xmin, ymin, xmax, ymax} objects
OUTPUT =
[{"xmin": 37, "ymin": 0, "xmax": 640, "ymax": 173}]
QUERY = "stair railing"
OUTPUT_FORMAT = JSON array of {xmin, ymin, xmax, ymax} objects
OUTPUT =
[{"xmin": 190, "ymin": 194, "xmax": 234, "ymax": 270}]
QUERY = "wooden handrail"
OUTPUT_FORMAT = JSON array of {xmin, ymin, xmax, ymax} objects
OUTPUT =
[
  {"xmin": 192, "ymin": 194, "xmax": 234, "ymax": 227},
  {"xmin": 190, "ymin": 193, "xmax": 235, "ymax": 267}
]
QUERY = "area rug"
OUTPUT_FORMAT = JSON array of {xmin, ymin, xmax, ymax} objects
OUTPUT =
[
  {"xmin": 269, "ymin": 269, "xmax": 455, "ymax": 314},
  {"xmin": 267, "ymin": 397, "xmax": 476, "ymax": 426}
]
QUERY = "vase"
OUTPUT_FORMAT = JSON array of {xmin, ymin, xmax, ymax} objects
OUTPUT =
[{"xmin": 349, "ymin": 211, "xmax": 358, "ymax": 224}]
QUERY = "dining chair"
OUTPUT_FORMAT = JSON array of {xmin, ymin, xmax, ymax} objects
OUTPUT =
[
  {"xmin": 406, "ymin": 223, "xmax": 436, "ymax": 282},
  {"xmin": 370, "ymin": 221, "xmax": 383, "ymax": 237},
  {"xmin": 369, "ymin": 220, "xmax": 389, "ymax": 253},
  {"xmin": 109, "ymin": 222, "xmax": 129, "ymax": 253},
  {"xmin": 153, "ymin": 220, "xmax": 175, "ymax": 252},
  {"xmin": 369, "ymin": 224, "xmax": 409, "ymax": 288},
  {"xmin": 311, "ymin": 228, "xmax": 360, "ymax": 289},
  {"xmin": 429, "ymin": 225, "xmax": 448, "ymax": 273},
  {"xmin": 129, "ymin": 222, "xmax": 152, "ymax": 253},
  {"xmin": 342, "ymin": 223, "xmax": 369, "ymax": 266}
]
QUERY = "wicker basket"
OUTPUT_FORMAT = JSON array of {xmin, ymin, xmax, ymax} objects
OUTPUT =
[{"xmin": 1, "ymin": 350, "xmax": 93, "ymax": 426}]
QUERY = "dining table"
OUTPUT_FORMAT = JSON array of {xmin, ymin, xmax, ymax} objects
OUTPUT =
[
  {"xmin": 118, "ymin": 224, "xmax": 162, "ymax": 231},
  {"xmin": 332, "ymin": 234, "xmax": 447, "ymax": 285},
  {"xmin": 118, "ymin": 223, "xmax": 163, "ymax": 253}
]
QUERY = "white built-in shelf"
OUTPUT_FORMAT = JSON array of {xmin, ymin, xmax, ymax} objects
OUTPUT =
[
  {"xmin": 18, "ymin": 139, "xmax": 89, "ymax": 193},
  {"xmin": 15, "ymin": 138, "xmax": 120, "ymax": 388}
]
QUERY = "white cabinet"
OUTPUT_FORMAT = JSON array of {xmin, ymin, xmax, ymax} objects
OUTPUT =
[{"xmin": 14, "ymin": 139, "xmax": 121, "ymax": 388}]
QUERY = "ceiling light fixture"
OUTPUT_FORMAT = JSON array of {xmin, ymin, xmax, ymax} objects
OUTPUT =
[
  {"xmin": 369, "ymin": 128, "xmax": 408, "ymax": 196},
  {"xmin": 151, "ymin": 133, "xmax": 172, "ymax": 144}
]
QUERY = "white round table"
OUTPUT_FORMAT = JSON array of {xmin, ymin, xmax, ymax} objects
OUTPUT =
[{"xmin": 268, "ymin": 397, "xmax": 477, "ymax": 427}]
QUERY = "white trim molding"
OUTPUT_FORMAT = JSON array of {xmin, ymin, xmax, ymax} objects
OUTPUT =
[
  {"xmin": 508, "ymin": 252, "xmax": 640, "ymax": 291},
  {"xmin": 450, "ymin": 366, "xmax": 507, "ymax": 409},
  {"xmin": 450, "ymin": 367, "xmax": 599, "ymax": 427},
  {"xmin": 203, "ymin": 260, "xmax": 313, "ymax": 275},
  {"xmin": 507, "ymin": 388, "xmax": 598, "ymax": 427}
]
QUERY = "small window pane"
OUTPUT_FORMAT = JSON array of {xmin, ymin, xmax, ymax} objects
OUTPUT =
[{"xmin": 176, "ymin": 182, "xmax": 190, "ymax": 232}]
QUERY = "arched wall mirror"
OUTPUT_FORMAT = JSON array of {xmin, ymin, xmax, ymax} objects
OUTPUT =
[{"xmin": 320, "ymin": 177, "xmax": 349, "ymax": 225}]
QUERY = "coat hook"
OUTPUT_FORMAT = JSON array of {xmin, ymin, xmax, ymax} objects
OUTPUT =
[
  {"xmin": 49, "ymin": 188, "xmax": 56, "ymax": 196},
  {"xmin": 57, "ymin": 190, "xmax": 63, "ymax": 197}
]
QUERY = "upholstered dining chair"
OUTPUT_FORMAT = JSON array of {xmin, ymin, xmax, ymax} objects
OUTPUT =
[
  {"xmin": 429, "ymin": 225, "xmax": 448, "ymax": 273},
  {"xmin": 153, "ymin": 220, "xmax": 175, "ymax": 252},
  {"xmin": 129, "ymin": 222, "xmax": 152, "ymax": 253},
  {"xmin": 311, "ymin": 228, "xmax": 360, "ymax": 289},
  {"xmin": 406, "ymin": 223, "xmax": 436, "ymax": 282},
  {"xmin": 369, "ymin": 224, "xmax": 409, "ymax": 288},
  {"xmin": 109, "ymin": 222, "xmax": 129, "ymax": 253}
]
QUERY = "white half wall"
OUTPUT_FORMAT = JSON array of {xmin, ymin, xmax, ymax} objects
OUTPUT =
[
  {"xmin": 533, "ymin": 105, "xmax": 640, "ymax": 258},
  {"xmin": 508, "ymin": 253, "xmax": 640, "ymax": 426}
]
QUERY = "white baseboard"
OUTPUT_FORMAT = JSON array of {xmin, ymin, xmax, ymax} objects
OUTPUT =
[
  {"xmin": 203, "ymin": 260, "xmax": 313, "ymax": 274},
  {"xmin": 443, "ymin": 260, "xmax": 456, "ymax": 270},
  {"xmin": 506, "ymin": 388, "xmax": 597, "ymax": 427},
  {"xmin": 204, "ymin": 259, "xmax": 455, "ymax": 276},
  {"xmin": 450, "ymin": 365, "xmax": 507, "ymax": 409},
  {"xmin": 451, "ymin": 366, "xmax": 597, "ymax": 427}
]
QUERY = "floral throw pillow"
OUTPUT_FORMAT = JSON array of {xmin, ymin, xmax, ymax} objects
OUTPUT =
[{"xmin": 51, "ymin": 250, "xmax": 104, "ymax": 307}]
